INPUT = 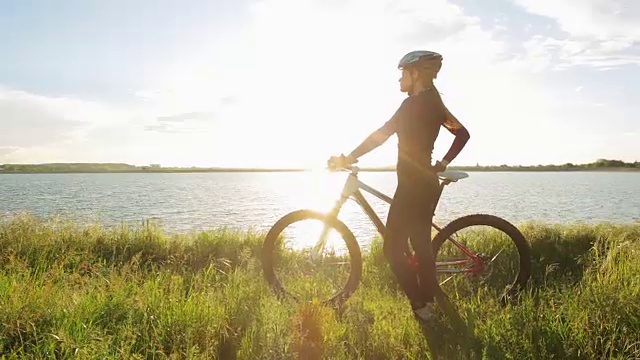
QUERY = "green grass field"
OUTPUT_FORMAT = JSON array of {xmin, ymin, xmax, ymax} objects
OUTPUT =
[{"xmin": 1, "ymin": 214, "xmax": 638, "ymax": 359}]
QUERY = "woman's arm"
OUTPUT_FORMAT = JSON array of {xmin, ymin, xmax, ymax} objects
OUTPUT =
[
  {"xmin": 345, "ymin": 100, "xmax": 406, "ymax": 162},
  {"xmin": 439, "ymin": 105, "xmax": 470, "ymax": 166},
  {"xmin": 346, "ymin": 122, "xmax": 396, "ymax": 161}
]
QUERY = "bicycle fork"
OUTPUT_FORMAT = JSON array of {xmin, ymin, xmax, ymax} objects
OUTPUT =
[{"xmin": 310, "ymin": 193, "xmax": 349, "ymax": 261}]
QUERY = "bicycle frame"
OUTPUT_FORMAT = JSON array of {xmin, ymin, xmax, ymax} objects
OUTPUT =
[{"xmin": 313, "ymin": 166, "xmax": 483, "ymax": 276}]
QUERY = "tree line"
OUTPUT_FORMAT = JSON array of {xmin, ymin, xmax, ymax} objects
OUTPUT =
[{"xmin": 0, "ymin": 159, "xmax": 638, "ymax": 173}]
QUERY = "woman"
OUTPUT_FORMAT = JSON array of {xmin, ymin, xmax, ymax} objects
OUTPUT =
[{"xmin": 330, "ymin": 50, "xmax": 470, "ymax": 320}]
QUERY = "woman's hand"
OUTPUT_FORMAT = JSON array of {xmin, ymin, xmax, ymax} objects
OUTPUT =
[
  {"xmin": 327, "ymin": 154, "xmax": 358, "ymax": 170},
  {"xmin": 433, "ymin": 160, "xmax": 448, "ymax": 173}
]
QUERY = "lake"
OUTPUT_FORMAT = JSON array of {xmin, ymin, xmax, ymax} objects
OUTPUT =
[{"xmin": 1, "ymin": 171, "xmax": 639, "ymax": 247}]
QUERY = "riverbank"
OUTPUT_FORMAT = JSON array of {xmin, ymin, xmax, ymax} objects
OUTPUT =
[{"xmin": 1, "ymin": 215, "xmax": 638, "ymax": 358}]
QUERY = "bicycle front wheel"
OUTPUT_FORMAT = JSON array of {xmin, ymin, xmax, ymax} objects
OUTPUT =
[
  {"xmin": 261, "ymin": 209, "xmax": 362, "ymax": 306},
  {"xmin": 431, "ymin": 214, "xmax": 531, "ymax": 301}
]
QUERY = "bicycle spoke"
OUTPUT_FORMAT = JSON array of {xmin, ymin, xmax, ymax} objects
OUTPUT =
[
  {"xmin": 439, "ymin": 275, "xmax": 455, "ymax": 286},
  {"xmin": 489, "ymin": 248, "xmax": 505, "ymax": 263},
  {"xmin": 311, "ymin": 224, "xmax": 331, "ymax": 261}
]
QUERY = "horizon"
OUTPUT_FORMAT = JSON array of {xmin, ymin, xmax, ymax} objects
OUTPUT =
[
  {"xmin": 1, "ymin": 158, "xmax": 638, "ymax": 170},
  {"xmin": 1, "ymin": 0, "xmax": 639, "ymax": 168}
]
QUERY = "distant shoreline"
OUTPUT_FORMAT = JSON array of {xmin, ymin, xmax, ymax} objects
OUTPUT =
[
  {"xmin": 1, "ymin": 167, "xmax": 639, "ymax": 174},
  {"xmin": 0, "ymin": 159, "xmax": 638, "ymax": 174},
  {"xmin": 362, "ymin": 167, "xmax": 640, "ymax": 173},
  {"xmin": 0, "ymin": 169, "xmax": 307, "ymax": 174}
]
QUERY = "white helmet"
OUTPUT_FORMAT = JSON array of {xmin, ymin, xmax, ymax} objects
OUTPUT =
[{"xmin": 397, "ymin": 50, "xmax": 443, "ymax": 70}]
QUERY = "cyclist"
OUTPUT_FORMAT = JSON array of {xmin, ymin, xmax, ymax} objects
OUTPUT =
[{"xmin": 329, "ymin": 50, "xmax": 470, "ymax": 321}]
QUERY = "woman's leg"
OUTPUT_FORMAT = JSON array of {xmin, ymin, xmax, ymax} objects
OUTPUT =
[
  {"xmin": 383, "ymin": 185, "xmax": 426, "ymax": 304},
  {"xmin": 408, "ymin": 175, "xmax": 442, "ymax": 303},
  {"xmin": 409, "ymin": 217, "xmax": 440, "ymax": 303}
]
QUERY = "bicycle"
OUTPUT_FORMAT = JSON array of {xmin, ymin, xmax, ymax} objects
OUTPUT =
[{"xmin": 261, "ymin": 164, "xmax": 532, "ymax": 306}]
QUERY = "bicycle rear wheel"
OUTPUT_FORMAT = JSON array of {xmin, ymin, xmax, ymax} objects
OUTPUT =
[
  {"xmin": 431, "ymin": 214, "xmax": 531, "ymax": 302},
  {"xmin": 261, "ymin": 209, "xmax": 362, "ymax": 306}
]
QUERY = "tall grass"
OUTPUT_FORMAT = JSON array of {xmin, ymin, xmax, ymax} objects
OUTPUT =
[{"xmin": 0, "ymin": 214, "xmax": 639, "ymax": 359}]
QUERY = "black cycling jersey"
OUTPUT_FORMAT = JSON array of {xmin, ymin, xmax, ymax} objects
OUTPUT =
[{"xmin": 377, "ymin": 89, "xmax": 463, "ymax": 179}]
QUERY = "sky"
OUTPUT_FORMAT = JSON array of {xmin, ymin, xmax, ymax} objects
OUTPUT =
[{"xmin": 0, "ymin": 0, "xmax": 638, "ymax": 168}]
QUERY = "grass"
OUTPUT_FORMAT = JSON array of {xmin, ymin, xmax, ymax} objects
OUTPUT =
[{"xmin": 0, "ymin": 214, "xmax": 639, "ymax": 359}]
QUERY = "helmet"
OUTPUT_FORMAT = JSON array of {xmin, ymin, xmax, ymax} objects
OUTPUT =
[{"xmin": 397, "ymin": 50, "xmax": 442, "ymax": 69}]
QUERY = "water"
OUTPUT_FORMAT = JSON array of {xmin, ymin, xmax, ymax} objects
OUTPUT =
[{"xmin": 1, "ymin": 171, "xmax": 638, "ymax": 246}]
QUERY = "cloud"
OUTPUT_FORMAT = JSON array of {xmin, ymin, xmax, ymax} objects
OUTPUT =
[
  {"xmin": 142, "ymin": 122, "xmax": 209, "ymax": 134},
  {"xmin": 157, "ymin": 111, "xmax": 214, "ymax": 123},
  {"xmin": 143, "ymin": 111, "xmax": 216, "ymax": 133},
  {"xmin": 515, "ymin": 35, "xmax": 640, "ymax": 70},
  {"xmin": 219, "ymin": 96, "xmax": 237, "ymax": 106},
  {"xmin": 0, "ymin": 83, "xmax": 231, "ymax": 163},
  {"xmin": 0, "ymin": 147, "xmax": 19, "ymax": 157},
  {"xmin": 513, "ymin": 0, "xmax": 640, "ymax": 40},
  {"xmin": 0, "ymin": 87, "xmax": 152, "ymax": 162},
  {"xmin": 0, "ymin": 89, "xmax": 90, "ymax": 148},
  {"xmin": 512, "ymin": 0, "xmax": 640, "ymax": 69},
  {"xmin": 248, "ymin": 0, "xmax": 507, "ymax": 74},
  {"xmin": 143, "ymin": 124, "xmax": 171, "ymax": 132},
  {"xmin": 244, "ymin": 0, "xmax": 510, "ymax": 115},
  {"xmin": 232, "ymin": 0, "xmax": 595, "ymax": 167},
  {"xmin": 131, "ymin": 86, "xmax": 234, "ymax": 133}
]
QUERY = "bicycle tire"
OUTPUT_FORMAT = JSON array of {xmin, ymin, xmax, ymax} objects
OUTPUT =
[
  {"xmin": 431, "ymin": 214, "xmax": 532, "ymax": 299},
  {"xmin": 261, "ymin": 209, "xmax": 363, "ymax": 306}
]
